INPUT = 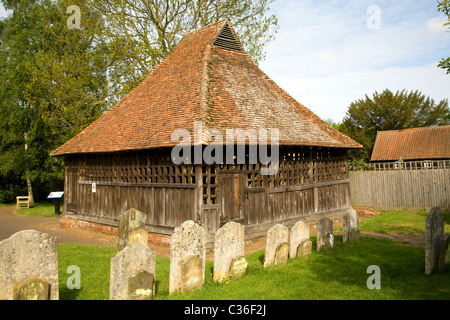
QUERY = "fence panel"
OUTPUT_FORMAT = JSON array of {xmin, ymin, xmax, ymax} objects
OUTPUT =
[{"xmin": 349, "ymin": 169, "xmax": 450, "ymax": 211}]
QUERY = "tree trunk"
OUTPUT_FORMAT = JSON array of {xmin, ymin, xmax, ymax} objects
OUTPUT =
[
  {"xmin": 25, "ymin": 170, "xmax": 35, "ymax": 205},
  {"xmin": 24, "ymin": 132, "xmax": 35, "ymax": 205}
]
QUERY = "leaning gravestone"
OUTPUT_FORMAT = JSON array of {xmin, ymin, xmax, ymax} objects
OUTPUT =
[
  {"xmin": 0, "ymin": 230, "xmax": 59, "ymax": 300},
  {"xmin": 290, "ymin": 221, "xmax": 312, "ymax": 258},
  {"xmin": 343, "ymin": 208, "xmax": 360, "ymax": 244},
  {"xmin": 213, "ymin": 222, "xmax": 247, "ymax": 282},
  {"xmin": 169, "ymin": 220, "xmax": 206, "ymax": 294},
  {"xmin": 263, "ymin": 224, "xmax": 289, "ymax": 267},
  {"xmin": 229, "ymin": 256, "xmax": 248, "ymax": 280},
  {"xmin": 438, "ymin": 233, "xmax": 450, "ymax": 272},
  {"xmin": 425, "ymin": 207, "xmax": 444, "ymax": 275},
  {"xmin": 110, "ymin": 242, "xmax": 156, "ymax": 300},
  {"xmin": 317, "ymin": 217, "xmax": 334, "ymax": 252},
  {"xmin": 117, "ymin": 208, "xmax": 148, "ymax": 251}
]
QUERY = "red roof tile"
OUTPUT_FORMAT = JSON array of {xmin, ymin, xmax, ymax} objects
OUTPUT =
[
  {"xmin": 51, "ymin": 19, "xmax": 362, "ymax": 157},
  {"xmin": 371, "ymin": 125, "xmax": 450, "ymax": 161}
]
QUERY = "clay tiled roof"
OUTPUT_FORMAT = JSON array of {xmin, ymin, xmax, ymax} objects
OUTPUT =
[
  {"xmin": 371, "ymin": 125, "xmax": 450, "ymax": 161},
  {"xmin": 51, "ymin": 19, "xmax": 362, "ymax": 157}
]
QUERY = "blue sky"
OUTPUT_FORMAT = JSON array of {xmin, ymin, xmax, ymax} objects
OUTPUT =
[
  {"xmin": 259, "ymin": 0, "xmax": 450, "ymax": 122},
  {"xmin": 1, "ymin": 0, "xmax": 449, "ymax": 122}
]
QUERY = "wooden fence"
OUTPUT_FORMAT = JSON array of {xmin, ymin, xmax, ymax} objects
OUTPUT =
[{"xmin": 349, "ymin": 169, "xmax": 450, "ymax": 211}]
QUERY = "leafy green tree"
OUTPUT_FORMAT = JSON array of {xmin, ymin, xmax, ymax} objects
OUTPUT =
[
  {"xmin": 25, "ymin": 0, "xmax": 119, "ymax": 143},
  {"xmin": 438, "ymin": 0, "xmax": 450, "ymax": 73},
  {"xmin": 0, "ymin": 0, "xmax": 115, "ymax": 202},
  {"xmin": 340, "ymin": 89, "xmax": 450, "ymax": 162},
  {"xmin": 0, "ymin": 0, "xmax": 279, "ymax": 203},
  {"xmin": 90, "ymin": 0, "xmax": 279, "ymax": 96},
  {"xmin": 0, "ymin": 0, "xmax": 56, "ymax": 204},
  {"xmin": 324, "ymin": 118, "xmax": 342, "ymax": 131}
]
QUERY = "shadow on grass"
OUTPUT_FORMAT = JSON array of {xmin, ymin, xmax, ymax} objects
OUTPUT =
[
  {"xmin": 59, "ymin": 287, "xmax": 82, "ymax": 300},
  {"xmin": 305, "ymin": 235, "xmax": 450, "ymax": 300}
]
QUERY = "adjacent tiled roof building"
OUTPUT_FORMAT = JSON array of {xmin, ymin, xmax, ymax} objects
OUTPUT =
[
  {"xmin": 371, "ymin": 125, "xmax": 450, "ymax": 162},
  {"xmin": 51, "ymin": 19, "xmax": 361, "ymax": 157}
]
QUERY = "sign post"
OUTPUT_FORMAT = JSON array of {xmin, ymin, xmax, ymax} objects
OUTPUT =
[{"xmin": 47, "ymin": 192, "xmax": 64, "ymax": 215}]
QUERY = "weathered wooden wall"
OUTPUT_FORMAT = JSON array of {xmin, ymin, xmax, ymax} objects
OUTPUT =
[
  {"xmin": 349, "ymin": 169, "xmax": 450, "ymax": 211},
  {"xmin": 63, "ymin": 146, "xmax": 352, "ymax": 239}
]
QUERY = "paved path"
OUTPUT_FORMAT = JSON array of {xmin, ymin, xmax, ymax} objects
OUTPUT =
[{"xmin": 0, "ymin": 206, "xmax": 116, "ymax": 247}]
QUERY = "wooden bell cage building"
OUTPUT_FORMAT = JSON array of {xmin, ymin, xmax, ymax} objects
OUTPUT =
[{"xmin": 51, "ymin": 19, "xmax": 362, "ymax": 242}]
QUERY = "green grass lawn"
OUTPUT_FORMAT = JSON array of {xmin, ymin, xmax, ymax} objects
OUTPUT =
[
  {"xmin": 7, "ymin": 204, "xmax": 449, "ymax": 299},
  {"xmin": 13, "ymin": 201, "xmax": 62, "ymax": 217},
  {"xmin": 358, "ymin": 209, "xmax": 450, "ymax": 236},
  {"xmin": 58, "ymin": 235, "xmax": 449, "ymax": 300}
]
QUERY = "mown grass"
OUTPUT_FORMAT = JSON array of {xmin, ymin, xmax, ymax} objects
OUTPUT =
[
  {"xmin": 58, "ymin": 235, "xmax": 450, "ymax": 300},
  {"xmin": 358, "ymin": 209, "xmax": 450, "ymax": 236},
  {"xmin": 9, "ymin": 205, "xmax": 449, "ymax": 299},
  {"xmin": 14, "ymin": 201, "xmax": 62, "ymax": 217}
]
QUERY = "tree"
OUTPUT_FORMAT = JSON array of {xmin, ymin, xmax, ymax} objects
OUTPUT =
[
  {"xmin": 0, "ymin": 0, "xmax": 116, "ymax": 202},
  {"xmin": 324, "ymin": 118, "xmax": 341, "ymax": 131},
  {"xmin": 89, "ymin": 0, "xmax": 279, "ymax": 97},
  {"xmin": 0, "ymin": 0, "xmax": 278, "ymax": 203},
  {"xmin": 340, "ymin": 89, "xmax": 450, "ymax": 161},
  {"xmin": 437, "ymin": 0, "xmax": 450, "ymax": 74},
  {"xmin": 0, "ymin": 0, "xmax": 56, "ymax": 204},
  {"xmin": 25, "ymin": 0, "xmax": 120, "ymax": 143}
]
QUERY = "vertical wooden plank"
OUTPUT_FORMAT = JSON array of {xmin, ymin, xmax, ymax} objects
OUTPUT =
[{"xmin": 313, "ymin": 187, "xmax": 319, "ymax": 214}]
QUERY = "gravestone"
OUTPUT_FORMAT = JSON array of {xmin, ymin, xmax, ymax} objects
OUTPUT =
[
  {"xmin": 128, "ymin": 270, "xmax": 155, "ymax": 300},
  {"xmin": 438, "ymin": 233, "xmax": 450, "ymax": 272},
  {"xmin": 0, "ymin": 230, "xmax": 59, "ymax": 300},
  {"xmin": 296, "ymin": 239, "xmax": 313, "ymax": 257},
  {"xmin": 274, "ymin": 242, "xmax": 290, "ymax": 266},
  {"xmin": 117, "ymin": 208, "xmax": 148, "ymax": 251},
  {"xmin": 343, "ymin": 208, "xmax": 360, "ymax": 244},
  {"xmin": 169, "ymin": 220, "xmax": 206, "ymax": 294},
  {"xmin": 229, "ymin": 256, "xmax": 248, "ymax": 280},
  {"xmin": 263, "ymin": 224, "xmax": 289, "ymax": 267},
  {"xmin": 213, "ymin": 222, "xmax": 246, "ymax": 282},
  {"xmin": 445, "ymin": 234, "xmax": 450, "ymax": 266},
  {"xmin": 317, "ymin": 217, "xmax": 334, "ymax": 252},
  {"xmin": 13, "ymin": 278, "xmax": 50, "ymax": 300},
  {"xmin": 181, "ymin": 255, "xmax": 203, "ymax": 292},
  {"xmin": 110, "ymin": 243, "xmax": 156, "ymax": 300},
  {"xmin": 425, "ymin": 207, "xmax": 444, "ymax": 275},
  {"xmin": 290, "ymin": 221, "xmax": 311, "ymax": 258}
]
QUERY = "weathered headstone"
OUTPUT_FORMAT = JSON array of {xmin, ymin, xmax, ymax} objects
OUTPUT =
[
  {"xmin": 289, "ymin": 221, "xmax": 311, "ymax": 258},
  {"xmin": 317, "ymin": 217, "xmax": 334, "ymax": 252},
  {"xmin": 425, "ymin": 207, "xmax": 444, "ymax": 275},
  {"xmin": 110, "ymin": 243, "xmax": 156, "ymax": 300},
  {"xmin": 263, "ymin": 224, "xmax": 289, "ymax": 267},
  {"xmin": 213, "ymin": 222, "xmax": 246, "ymax": 282},
  {"xmin": 296, "ymin": 239, "xmax": 313, "ymax": 257},
  {"xmin": 128, "ymin": 270, "xmax": 155, "ymax": 300},
  {"xmin": 169, "ymin": 220, "xmax": 206, "ymax": 294},
  {"xmin": 438, "ymin": 233, "xmax": 450, "ymax": 272},
  {"xmin": 445, "ymin": 233, "xmax": 450, "ymax": 266},
  {"xmin": 181, "ymin": 255, "xmax": 203, "ymax": 292},
  {"xmin": 13, "ymin": 278, "xmax": 50, "ymax": 300},
  {"xmin": 274, "ymin": 242, "xmax": 290, "ymax": 266},
  {"xmin": 229, "ymin": 256, "xmax": 248, "ymax": 280},
  {"xmin": 0, "ymin": 230, "xmax": 59, "ymax": 300},
  {"xmin": 117, "ymin": 208, "xmax": 148, "ymax": 251},
  {"xmin": 343, "ymin": 208, "xmax": 360, "ymax": 244}
]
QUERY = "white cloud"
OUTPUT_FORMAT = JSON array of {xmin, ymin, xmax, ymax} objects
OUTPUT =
[
  {"xmin": 427, "ymin": 16, "xmax": 448, "ymax": 34},
  {"xmin": 270, "ymin": 63, "xmax": 450, "ymax": 123},
  {"xmin": 260, "ymin": 0, "xmax": 450, "ymax": 122}
]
